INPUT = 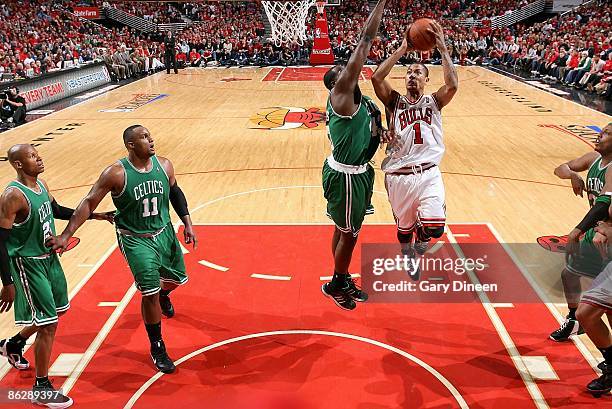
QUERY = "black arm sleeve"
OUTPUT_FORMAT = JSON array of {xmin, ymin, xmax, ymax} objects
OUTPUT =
[
  {"xmin": 51, "ymin": 200, "xmax": 75, "ymax": 220},
  {"xmin": 576, "ymin": 201, "xmax": 610, "ymax": 232},
  {"xmin": 364, "ymin": 98, "xmax": 382, "ymax": 159},
  {"xmin": 169, "ymin": 183, "xmax": 189, "ymax": 217},
  {"xmin": 0, "ymin": 228, "xmax": 14, "ymax": 286}
]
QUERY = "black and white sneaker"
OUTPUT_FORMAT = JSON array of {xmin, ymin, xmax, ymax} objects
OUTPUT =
[
  {"xmin": 587, "ymin": 365, "xmax": 612, "ymax": 397},
  {"xmin": 401, "ymin": 247, "xmax": 421, "ymax": 281},
  {"xmin": 549, "ymin": 315, "xmax": 584, "ymax": 342},
  {"xmin": 0, "ymin": 338, "xmax": 29, "ymax": 370},
  {"xmin": 598, "ymin": 361, "xmax": 608, "ymax": 372},
  {"xmin": 151, "ymin": 340, "xmax": 175, "ymax": 373},
  {"xmin": 32, "ymin": 379, "xmax": 73, "ymax": 408},
  {"xmin": 321, "ymin": 283, "xmax": 356, "ymax": 311},
  {"xmin": 345, "ymin": 276, "xmax": 368, "ymax": 302},
  {"xmin": 414, "ymin": 240, "xmax": 430, "ymax": 256},
  {"xmin": 159, "ymin": 294, "xmax": 175, "ymax": 318}
]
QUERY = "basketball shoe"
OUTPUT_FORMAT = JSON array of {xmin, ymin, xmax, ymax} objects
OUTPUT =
[
  {"xmin": 414, "ymin": 240, "xmax": 430, "ymax": 256},
  {"xmin": 549, "ymin": 314, "xmax": 584, "ymax": 342},
  {"xmin": 151, "ymin": 340, "xmax": 175, "ymax": 373},
  {"xmin": 587, "ymin": 364, "xmax": 612, "ymax": 397},
  {"xmin": 0, "ymin": 337, "xmax": 29, "ymax": 370},
  {"xmin": 402, "ymin": 247, "xmax": 421, "ymax": 281},
  {"xmin": 345, "ymin": 276, "xmax": 368, "ymax": 302},
  {"xmin": 321, "ymin": 282, "xmax": 356, "ymax": 310},
  {"xmin": 32, "ymin": 379, "xmax": 73, "ymax": 408}
]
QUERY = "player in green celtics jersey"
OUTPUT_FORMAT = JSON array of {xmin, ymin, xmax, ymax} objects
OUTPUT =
[
  {"xmin": 320, "ymin": 0, "xmax": 392, "ymax": 310},
  {"xmin": 49, "ymin": 125, "xmax": 197, "ymax": 374},
  {"xmin": 550, "ymin": 123, "xmax": 612, "ymax": 342},
  {"xmin": 0, "ymin": 144, "xmax": 111, "ymax": 408}
]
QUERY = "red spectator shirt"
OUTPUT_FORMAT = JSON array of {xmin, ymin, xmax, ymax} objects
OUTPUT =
[{"xmin": 189, "ymin": 51, "xmax": 200, "ymax": 62}]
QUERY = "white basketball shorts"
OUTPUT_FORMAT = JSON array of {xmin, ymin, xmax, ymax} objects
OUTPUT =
[
  {"xmin": 384, "ymin": 166, "xmax": 446, "ymax": 234},
  {"xmin": 581, "ymin": 260, "xmax": 612, "ymax": 312}
]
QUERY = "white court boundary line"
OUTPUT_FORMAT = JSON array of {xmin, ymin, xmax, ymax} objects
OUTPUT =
[
  {"xmin": 0, "ymin": 243, "xmax": 118, "ymax": 382},
  {"xmin": 446, "ymin": 228, "xmax": 549, "ymax": 409},
  {"xmin": 261, "ymin": 67, "xmax": 274, "ymax": 82},
  {"xmin": 275, "ymin": 67, "xmax": 287, "ymax": 84},
  {"xmin": 123, "ymin": 330, "xmax": 469, "ymax": 409},
  {"xmin": 485, "ymin": 223, "xmax": 600, "ymax": 372}
]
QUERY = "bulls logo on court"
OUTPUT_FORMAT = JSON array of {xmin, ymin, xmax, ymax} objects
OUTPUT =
[{"xmin": 249, "ymin": 107, "xmax": 325, "ymax": 130}]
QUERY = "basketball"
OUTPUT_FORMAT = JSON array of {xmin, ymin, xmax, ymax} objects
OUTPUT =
[{"xmin": 408, "ymin": 18, "xmax": 437, "ymax": 51}]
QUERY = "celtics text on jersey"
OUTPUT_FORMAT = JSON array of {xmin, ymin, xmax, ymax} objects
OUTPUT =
[{"xmin": 112, "ymin": 156, "xmax": 171, "ymax": 234}]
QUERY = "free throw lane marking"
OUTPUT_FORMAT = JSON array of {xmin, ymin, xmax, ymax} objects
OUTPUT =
[
  {"xmin": 198, "ymin": 259, "xmax": 229, "ymax": 272},
  {"xmin": 251, "ymin": 273, "xmax": 291, "ymax": 281}
]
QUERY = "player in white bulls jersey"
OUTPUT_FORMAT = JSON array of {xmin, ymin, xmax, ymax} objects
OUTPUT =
[{"xmin": 372, "ymin": 22, "xmax": 458, "ymax": 276}]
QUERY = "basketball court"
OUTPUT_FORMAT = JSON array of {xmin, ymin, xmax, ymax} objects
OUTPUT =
[{"xmin": 0, "ymin": 65, "xmax": 610, "ymax": 407}]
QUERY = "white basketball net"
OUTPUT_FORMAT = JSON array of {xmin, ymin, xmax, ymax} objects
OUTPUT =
[{"xmin": 262, "ymin": 0, "xmax": 316, "ymax": 46}]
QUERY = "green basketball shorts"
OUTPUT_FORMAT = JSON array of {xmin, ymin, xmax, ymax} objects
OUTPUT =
[
  {"xmin": 117, "ymin": 223, "xmax": 187, "ymax": 296},
  {"xmin": 566, "ymin": 235, "xmax": 606, "ymax": 279},
  {"xmin": 322, "ymin": 159, "xmax": 375, "ymax": 237},
  {"xmin": 10, "ymin": 254, "xmax": 69, "ymax": 327}
]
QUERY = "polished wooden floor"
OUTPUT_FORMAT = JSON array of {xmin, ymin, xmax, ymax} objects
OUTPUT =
[{"xmin": 0, "ymin": 66, "xmax": 609, "ymax": 344}]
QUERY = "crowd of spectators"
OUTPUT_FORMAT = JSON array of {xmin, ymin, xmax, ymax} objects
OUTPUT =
[
  {"xmin": 0, "ymin": 0, "xmax": 610, "ymax": 98},
  {"xmin": 449, "ymin": 0, "xmax": 612, "ymax": 97},
  {"xmin": 0, "ymin": 0, "xmax": 170, "ymax": 82},
  {"xmin": 106, "ymin": 1, "xmax": 184, "ymax": 24}
]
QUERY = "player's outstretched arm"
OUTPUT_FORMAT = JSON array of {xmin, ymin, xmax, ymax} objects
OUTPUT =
[
  {"xmin": 332, "ymin": 0, "xmax": 387, "ymax": 110},
  {"xmin": 0, "ymin": 189, "xmax": 28, "ymax": 311},
  {"xmin": 39, "ymin": 179, "xmax": 114, "ymax": 223},
  {"xmin": 429, "ymin": 21, "xmax": 458, "ymax": 109},
  {"xmin": 50, "ymin": 164, "xmax": 123, "ymax": 252},
  {"xmin": 554, "ymin": 151, "xmax": 599, "ymax": 197},
  {"xmin": 158, "ymin": 157, "xmax": 197, "ymax": 249},
  {"xmin": 372, "ymin": 36, "xmax": 410, "ymax": 110}
]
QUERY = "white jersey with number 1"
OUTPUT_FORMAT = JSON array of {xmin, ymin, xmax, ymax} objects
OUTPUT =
[{"xmin": 382, "ymin": 92, "xmax": 444, "ymax": 172}]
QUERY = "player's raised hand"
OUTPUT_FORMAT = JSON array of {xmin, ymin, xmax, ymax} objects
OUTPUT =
[
  {"xmin": 426, "ymin": 21, "xmax": 446, "ymax": 51},
  {"xmin": 0, "ymin": 284, "xmax": 15, "ymax": 313},
  {"xmin": 569, "ymin": 174, "xmax": 586, "ymax": 197},
  {"xmin": 184, "ymin": 225, "xmax": 198, "ymax": 249}
]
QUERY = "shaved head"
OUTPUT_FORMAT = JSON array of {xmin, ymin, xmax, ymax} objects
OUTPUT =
[
  {"xmin": 7, "ymin": 144, "xmax": 33, "ymax": 163},
  {"xmin": 123, "ymin": 125, "xmax": 144, "ymax": 143},
  {"xmin": 6, "ymin": 143, "xmax": 44, "ymax": 175}
]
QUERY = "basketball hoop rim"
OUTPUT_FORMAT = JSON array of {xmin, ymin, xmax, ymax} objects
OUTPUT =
[{"xmin": 261, "ymin": 0, "xmax": 317, "ymax": 46}]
